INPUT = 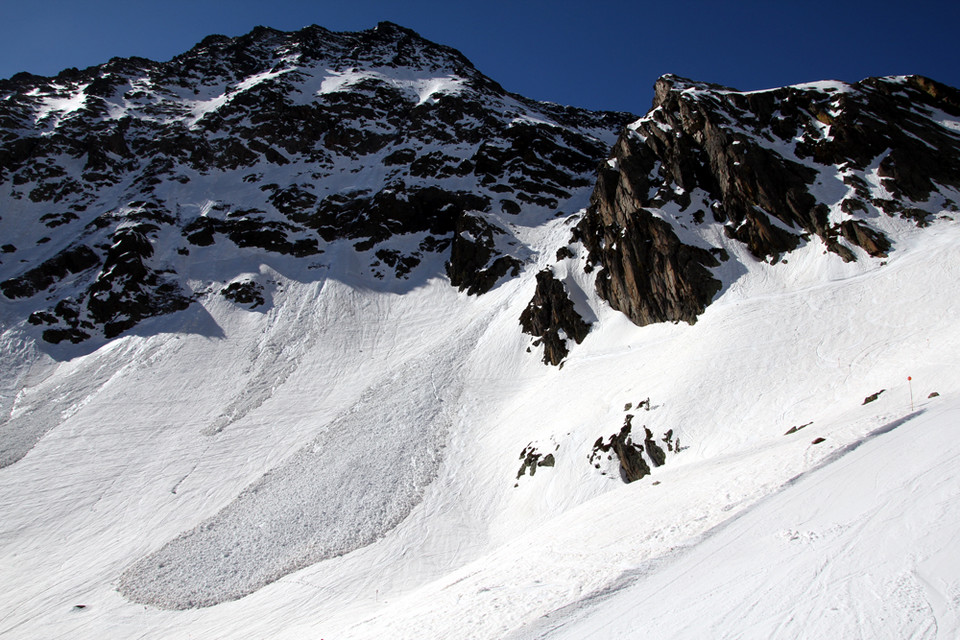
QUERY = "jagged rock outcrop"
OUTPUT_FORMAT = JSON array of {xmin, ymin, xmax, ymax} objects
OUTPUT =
[
  {"xmin": 1, "ymin": 245, "xmax": 100, "ymax": 299},
  {"xmin": 0, "ymin": 22, "xmax": 632, "ymax": 343},
  {"xmin": 576, "ymin": 74, "xmax": 960, "ymax": 328},
  {"xmin": 519, "ymin": 270, "xmax": 591, "ymax": 365},
  {"xmin": 574, "ymin": 157, "xmax": 724, "ymax": 325},
  {"xmin": 516, "ymin": 444, "xmax": 556, "ymax": 480},
  {"xmin": 642, "ymin": 426, "xmax": 667, "ymax": 467},
  {"xmin": 590, "ymin": 415, "xmax": 653, "ymax": 482},
  {"xmin": 447, "ymin": 212, "xmax": 523, "ymax": 295},
  {"xmin": 220, "ymin": 280, "xmax": 266, "ymax": 308},
  {"xmin": 25, "ymin": 225, "xmax": 193, "ymax": 342},
  {"xmin": 587, "ymin": 410, "xmax": 675, "ymax": 483}
]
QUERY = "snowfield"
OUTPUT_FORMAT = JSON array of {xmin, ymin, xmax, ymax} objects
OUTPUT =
[{"xmin": 1, "ymin": 211, "xmax": 959, "ymax": 638}]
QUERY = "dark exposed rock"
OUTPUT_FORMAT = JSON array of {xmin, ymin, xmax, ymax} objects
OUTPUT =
[
  {"xmin": 372, "ymin": 249, "xmax": 420, "ymax": 278},
  {"xmin": 85, "ymin": 227, "xmax": 193, "ymax": 338},
  {"xmin": 501, "ymin": 199, "xmax": 521, "ymax": 215},
  {"xmin": 862, "ymin": 389, "xmax": 885, "ymax": 405},
  {"xmin": 27, "ymin": 310, "xmax": 58, "ymax": 325},
  {"xmin": 447, "ymin": 213, "xmax": 522, "ymax": 295},
  {"xmin": 785, "ymin": 421, "xmax": 813, "ymax": 435},
  {"xmin": 42, "ymin": 327, "xmax": 91, "ymax": 344},
  {"xmin": 643, "ymin": 427, "xmax": 666, "ymax": 467},
  {"xmin": 590, "ymin": 416, "xmax": 651, "ymax": 483},
  {"xmin": 320, "ymin": 187, "xmax": 488, "ymax": 248},
  {"xmin": 1, "ymin": 245, "xmax": 100, "ymax": 299},
  {"xmin": 40, "ymin": 212, "xmax": 80, "ymax": 228},
  {"xmin": 383, "ymin": 148, "xmax": 416, "ymax": 165},
  {"xmin": 519, "ymin": 270, "xmax": 591, "ymax": 365},
  {"xmin": 267, "ymin": 185, "xmax": 318, "ymax": 216},
  {"xmin": 220, "ymin": 281, "xmax": 265, "ymax": 308},
  {"xmin": 575, "ymin": 148, "xmax": 722, "ymax": 326},
  {"xmin": 662, "ymin": 428, "xmax": 674, "ymax": 451},
  {"xmin": 183, "ymin": 216, "xmax": 320, "ymax": 257},
  {"xmin": 577, "ymin": 73, "xmax": 960, "ymax": 328},
  {"xmin": 516, "ymin": 444, "xmax": 557, "ymax": 480},
  {"xmin": 839, "ymin": 220, "xmax": 891, "ymax": 258}
]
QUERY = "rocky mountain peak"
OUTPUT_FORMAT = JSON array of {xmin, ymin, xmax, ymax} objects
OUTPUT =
[
  {"xmin": 0, "ymin": 23, "xmax": 634, "ymax": 347},
  {"xmin": 651, "ymin": 73, "xmax": 733, "ymax": 108},
  {"xmin": 572, "ymin": 73, "xmax": 960, "ymax": 329},
  {"xmin": 3, "ymin": 23, "xmax": 958, "ymax": 368}
]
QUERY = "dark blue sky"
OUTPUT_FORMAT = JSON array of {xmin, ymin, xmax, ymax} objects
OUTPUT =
[{"xmin": 2, "ymin": 0, "xmax": 958, "ymax": 113}]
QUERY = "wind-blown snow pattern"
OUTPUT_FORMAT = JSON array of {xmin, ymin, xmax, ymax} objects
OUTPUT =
[{"xmin": 2, "ymin": 23, "xmax": 960, "ymax": 640}]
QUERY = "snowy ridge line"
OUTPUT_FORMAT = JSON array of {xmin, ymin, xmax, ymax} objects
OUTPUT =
[
  {"xmin": 782, "ymin": 409, "xmax": 925, "ymax": 487},
  {"xmin": 0, "ymin": 20, "xmax": 632, "ymax": 349}
]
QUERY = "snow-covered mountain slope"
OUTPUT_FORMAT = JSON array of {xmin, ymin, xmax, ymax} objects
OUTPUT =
[
  {"xmin": 0, "ymin": 21, "xmax": 631, "ymax": 467},
  {"xmin": 2, "ymin": 23, "xmax": 960, "ymax": 640},
  {"xmin": 511, "ymin": 397, "xmax": 960, "ymax": 640},
  {"xmin": 0, "ymin": 21, "xmax": 632, "ymax": 347}
]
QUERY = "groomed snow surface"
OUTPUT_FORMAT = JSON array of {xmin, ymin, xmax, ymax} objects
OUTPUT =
[{"xmin": 2, "ymin": 217, "xmax": 960, "ymax": 638}]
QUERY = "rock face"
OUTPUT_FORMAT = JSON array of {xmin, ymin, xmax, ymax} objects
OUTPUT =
[
  {"xmin": 0, "ymin": 22, "xmax": 632, "ymax": 343},
  {"xmin": 574, "ymin": 161, "xmax": 723, "ymax": 325},
  {"xmin": 576, "ymin": 74, "xmax": 960, "ymax": 327},
  {"xmin": 220, "ymin": 280, "xmax": 265, "ymax": 309},
  {"xmin": 519, "ymin": 270, "xmax": 591, "ymax": 365},
  {"xmin": 516, "ymin": 444, "xmax": 556, "ymax": 480},
  {"xmin": 589, "ymin": 414, "xmax": 668, "ymax": 483}
]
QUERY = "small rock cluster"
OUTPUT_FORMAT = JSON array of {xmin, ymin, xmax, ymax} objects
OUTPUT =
[{"xmin": 589, "ymin": 414, "xmax": 670, "ymax": 483}]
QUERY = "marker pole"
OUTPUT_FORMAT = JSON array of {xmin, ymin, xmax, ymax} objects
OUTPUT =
[{"xmin": 908, "ymin": 376, "xmax": 914, "ymax": 411}]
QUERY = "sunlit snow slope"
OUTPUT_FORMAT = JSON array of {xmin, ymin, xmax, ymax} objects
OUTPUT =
[{"xmin": 1, "ymin": 207, "xmax": 958, "ymax": 639}]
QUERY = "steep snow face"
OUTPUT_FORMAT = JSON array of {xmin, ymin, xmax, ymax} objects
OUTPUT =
[
  {"xmin": 0, "ymin": 22, "xmax": 631, "ymax": 469},
  {"xmin": 119, "ymin": 298, "xmax": 485, "ymax": 609}
]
